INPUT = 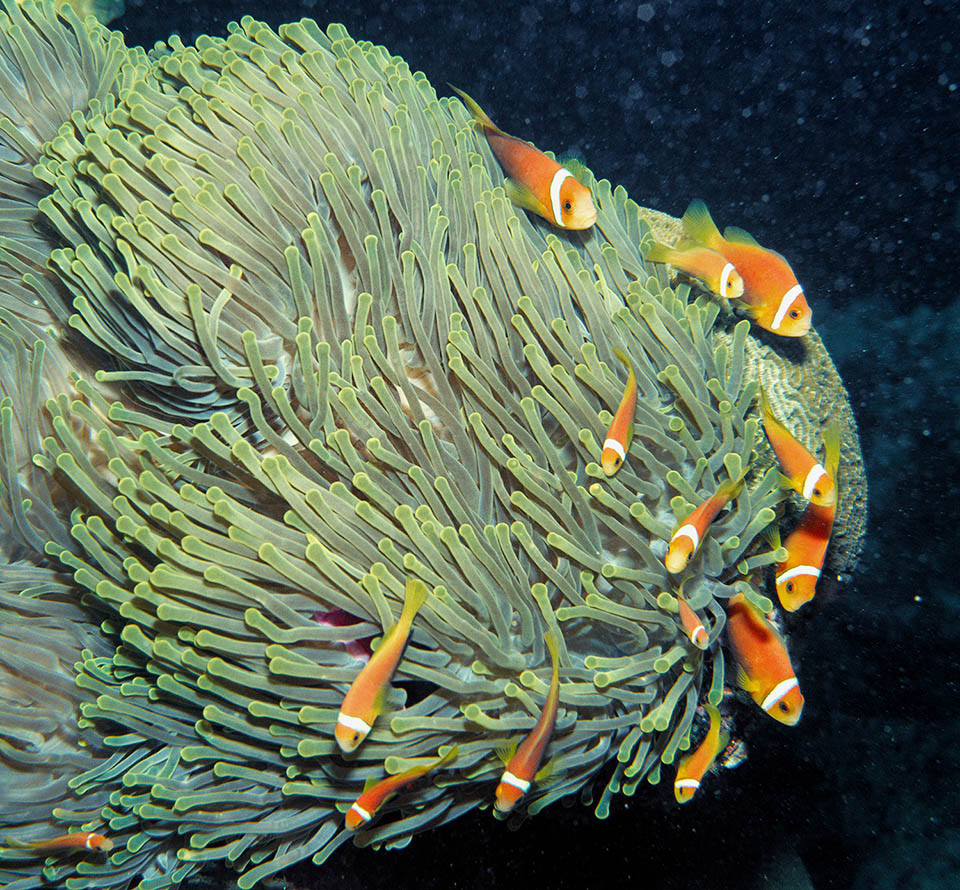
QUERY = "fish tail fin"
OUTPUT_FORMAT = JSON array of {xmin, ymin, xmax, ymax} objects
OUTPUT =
[
  {"xmin": 90, "ymin": 0, "xmax": 125, "ymax": 24},
  {"xmin": 704, "ymin": 703, "xmax": 722, "ymax": 726},
  {"xmin": 448, "ymin": 85, "xmax": 504, "ymax": 135},
  {"xmin": 715, "ymin": 475, "xmax": 745, "ymax": 505},
  {"xmin": 399, "ymin": 578, "xmax": 430, "ymax": 628},
  {"xmin": 544, "ymin": 629, "xmax": 561, "ymax": 679},
  {"xmin": 3, "ymin": 837, "xmax": 34, "ymax": 849},
  {"xmin": 434, "ymin": 744, "xmax": 459, "ymax": 768},
  {"xmin": 822, "ymin": 418, "xmax": 842, "ymax": 477},
  {"xmin": 643, "ymin": 240, "xmax": 679, "ymax": 265},
  {"xmin": 681, "ymin": 200, "xmax": 723, "ymax": 249}
]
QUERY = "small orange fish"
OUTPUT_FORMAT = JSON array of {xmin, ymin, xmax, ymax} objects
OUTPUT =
[
  {"xmin": 4, "ymin": 832, "xmax": 114, "ymax": 854},
  {"xmin": 495, "ymin": 631, "xmax": 561, "ymax": 813},
  {"xmin": 676, "ymin": 592, "xmax": 709, "ymax": 649},
  {"xmin": 335, "ymin": 578, "xmax": 430, "ymax": 753},
  {"xmin": 601, "ymin": 348, "xmax": 637, "ymax": 476},
  {"xmin": 645, "ymin": 240, "xmax": 745, "ymax": 299},
  {"xmin": 451, "ymin": 86, "xmax": 597, "ymax": 230},
  {"xmin": 776, "ymin": 420, "xmax": 841, "ymax": 611},
  {"xmin": 665, "ymin": 477, "xmax": 743, "ymax": 574},
  {"xmin": 681, "ymin": 200, "xmax": 811, "ymax": 337},
  {"xmin": 345, "ymin": 746, "xmax": 458, "ymax": 830},
  {"xmin": 724, "ymin": 592, "xmax": 804, "ymax": 725},
  {"xmin": 673, "ymin": 704, "xmax": 727, "ymax": 803},
  {"xmin": 761, "ymin": 390, "xmax": 837, "ymax": 507}
]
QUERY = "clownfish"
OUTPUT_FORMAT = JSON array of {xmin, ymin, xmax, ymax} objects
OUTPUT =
[
  {"xmin": 345, "ymin": 746, "xmax": 459, "ymax": 830},
  {"xmin": 665, "ymin": 476, "xmax": 743, "ymax": 574},
  {"xmin": 761, "ymin": 390, "xmax": 837, "ymax": 507},
  {"xmin": 673, "ymin": 704, "xmax": 727, "ymax": 803},
  {"xmin": 3, "ymin": 832, "xmax": 114, "ymax": 854},
  {"xmin": 495, "ymin": 631, "xmax": 561, "ymax": 813},
  {"xmin": 676, "ymin": 592, "xmax": 709, "ymax": 649},
  {"xmin": 451, "ymin": 86, "xmax": 597, "ymax": 230},
  {"xmin": 724, "ymin": 592, "xmax": 804, "ymax": 725},
  {"xmin": 335, "ymin": 578, "xmax": 430, "ymax": 753},
  {"xmin": 645, "ymin": 240, "xmax": 745, "ymax": 300},
  {"xmin": 775, "ymin": 420, "xmax": 841, "ymax": 611},
  {"xmin": 601, "ymin": 347, "xmax": 637, "ymax": 476},
  {"xmin": 681, "ymin": 200, "xmax": 811, "ymax": 337}
]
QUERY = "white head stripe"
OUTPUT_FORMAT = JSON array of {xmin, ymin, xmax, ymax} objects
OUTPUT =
[
  {"xmin": 500, "ymin": 770, "xmax": 531, "ymax": 793},
  {"xmin": 85, "ymin": 836, "xmax": 96, "ymax": 849},
  {"xmin": 550, "ymin": 168, "xmax": 573, "ymax": 226},
  {"xmin": 337, "ymin": 713, "xmax": 372, "ymax": 735},
  {"xmin": 771, "ymin": 283, "xmax": 804, "ymax": 330},
  {"xmin": 802, "ymin": 463, "xmax": 828, "ymax": 501},
  {"xmin": 602, "ymin": 437, "xmax": 626, "ymax": 461},
  {"xmin": 691, "ymin": 626, "xmax": 708, "ymax": 644},
  {"xmin": 719, "ymin": 262, "xmax": 735, "ymax": 298},
  {"xmin": 671, "ymin": 523, "xmax": 700, "ymax": 552},
  {"xmin": 349, "ymin": 803, "xmax": 372, "ymax": 823},
  {"xmin": 776, "ymin": 564, "xmax": 821, "ymax": 585},
  {"xmin": 674, "ymin": 778, "xmax": 701, "ymax": 791},
  {"xmin": 761, "ymin": 677, "xmax": 799, "ymax": 712}
]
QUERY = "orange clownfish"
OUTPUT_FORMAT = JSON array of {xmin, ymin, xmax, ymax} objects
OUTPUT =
[
  {"xmin": 674, "ymin": 704, "xmax": 727, "ymax": 803},
  {"xmin": 761, "ymin": 390, "xmax": 837, "ymax": 507},
  {"xmin": 776, "ymin": 420, "xmax": 841, "ymax": 611},
  {"xmin": 681, "ymin": 200, "xmax": 811, "ymax": 337},
  {"xmin": 335, "ymin": 578, "xmax": 430, "ymax": 753},
  {"xmin": 665, "ymin": 476, "xmax": 743, "ymax": 574},
  {"xmin": 601, "ymin": 347, "xmax": 637, "ymax": 476},
  {"xmin": 345, "ymin": 746, "xmax": 458, "ymax": 830},
  {"xmin": 451, "ymin": 86, "xmax": 597, "ymax": 230},
  {"xmin": 645, "ymin": 240, "xmax": 745, "ymax": 300},
  {"xmin": 724, "ymin": 592, "xmax": 804, "ymax": 725},
  {"xmin": 495, "ymin": 631, "xmax": 561, "ymax": 813},
  {"xmin": 3, "ymin": 832, "xmax": 114, "ymax": 854},
  {"xmin": 676, "ymin": 592, "xmax": 709, "ymax": 650}
]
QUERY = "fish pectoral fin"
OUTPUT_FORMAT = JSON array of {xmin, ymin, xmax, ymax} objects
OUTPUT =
[
  {"xmin": 494, "ymin": 740, "xmax": 518, "ymax": 766},
  {"xmin": 624, "ymin": 422, "xmax": 634, "ymax": 452},
  {"xmin": 822, "ymin": 418, "xmax": 842, "ymax": 477},
  {"xmin": 558, "ymin": 156, "xmax": 592, "ymax": 185},
  {"xmin": 735, "ymin": 663, "xmax": 755, "ymax": 693},
  {"xmin": 534, "ymin": 757, "xmax": 559, "ymax": 785},
  {"xmin": 777, "ymin": 472, "xmax": 796, "ymax": 491},
  {"xmin": 722, "ymin": 225, "xmax": 761, "ymax": 246},
  {"xmin": 503, "ymin": 178, "xmax": 547, "ymax": 218}
]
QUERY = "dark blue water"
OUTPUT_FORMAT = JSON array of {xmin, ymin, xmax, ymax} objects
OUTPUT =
[{"xmin": 114, "ymin": 2, "xmax": 960, "ymax": 887}]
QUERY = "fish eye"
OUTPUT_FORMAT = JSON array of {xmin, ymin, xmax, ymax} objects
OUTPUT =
[
  {"xmin": 789, "ymin": 309, "xmax": 800, "ymax": 319},
  {"xmin": 813, "ymin": 487, "xmax": 822, "ymax": 497},
  {"xmin": 785, "ymin": 581, "xmax": 794, "ymax": 592},
  {"xmin": 778, "ymin": 700, "xmax": 790, "ymax": 713}
]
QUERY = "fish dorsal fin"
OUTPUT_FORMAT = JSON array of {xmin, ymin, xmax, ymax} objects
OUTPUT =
[
  {"xmin": 559, "ymin": 156, "xmax": 591, "ymax": 185},
  {"xmin": 681, "ymin": 199, "xmax": 722, "ymax": 248},
  {"xmin": 723, "ymin": 225, "xmax": 760, "ymax": 246}
]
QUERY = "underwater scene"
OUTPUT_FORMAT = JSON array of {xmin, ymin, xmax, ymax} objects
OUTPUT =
[{"xmin": 0, "ymin": 0, "xmax": 955, "ymax": 888}]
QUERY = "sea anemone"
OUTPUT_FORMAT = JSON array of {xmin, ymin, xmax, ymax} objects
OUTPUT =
[{"xmin": 0, "ymin": 6, "xmax": 866, "ymax": 890}]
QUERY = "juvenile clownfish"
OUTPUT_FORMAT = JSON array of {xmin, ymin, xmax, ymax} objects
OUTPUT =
[
  {"xmin": 761, "ymin": 390, "xmax": 837, "ymax": 508},
  {"xmin": 645, "ymin": 240, "xmax": 745, "ymax": 300},
  {"xmin": 673, "ymin": 704, "xmax": 727, "ymax": 803},
  {"xmin": 601, "ymin": 347, "xmax": 637, "ymax": 476},
  {"xmin": 665, "ymin": 476, "xmax": 744, "ymax": 574},
  {"xmin": 681, "ymin": 200, "xmax": 811, "ymax": 337},
  {"xmin": 724, "ymin": 592, "xmax": 804, "ymax": 725},
  {"xmin": 3, "ymin": 832, "xmax": 114, "ymax": 854},
  {"xmin": 776, "ymin": 420, "xmax": 841, "ymax": 611},
  {"xmin": 676, "ymin": 592, "xmax": 709, "ymax": 650},
  {"xmin": 495, "ymin": 631, "xmax": 561, "ymax": 813},
  {"xmin": 345, "ymin": 746, "xmax": 458, "ymax": 830},
  {"xmin": 451, "ymin": 86, "xmax": 597, "ymax": 230},
  {"xmin": 335, "ymin": 578, "xmax": 430, "ymax": 753}
]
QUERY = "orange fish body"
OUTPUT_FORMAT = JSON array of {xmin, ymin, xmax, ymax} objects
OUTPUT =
[
  {"xmin": 601, "ymin": 348, "xmax": 637, "ymax": 476},
  {"xmin": 4, "ymin": 832, "xmax": 114, "ymax": 854},
  {"xmin": 761, "ymin": 392, "xmax": 837, "ymax": 507},
  {"xmin": 645, "ymin": 241, "xmax": 744, "ymax": 300},
  {"xmin": 681, "ymin": 200, "xmax": 811, "ymax": 337},
  {"xmin": 495, "ymin": 632, "xmax": 561, "ymax": 813},
  {"xmin": 452, "ymin": 86, "xmax": 597, "ymax": 230},
  {"xmin": 676, "ymin": 593, "xmax": 709, "ymax": 649},
  {"xmin": 776, "ymin": 421, "xmax": 841, "ymax": 611},
  {"xmin": 335, "ymin": 578, "xmax": 430, "ymax": 752},
  {"xmin": 345, "ymin": 746, "xmax": 458, "ymax": 830},
  {"xmin": 674, "ymin": 704, "xmax": 727, "ymax": 803},
  {"xmin": 724, "ymin": 593, "xmax": 804, "ymax": 725},
  {"xmin": 665, "ymin": 477, "xmax": 742, "ymax": 574}
]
